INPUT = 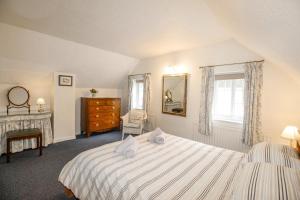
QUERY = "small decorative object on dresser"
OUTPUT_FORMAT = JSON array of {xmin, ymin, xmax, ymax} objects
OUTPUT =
[
  {"xmin": 81, "ymin": 98, "xmax": 121, "ymax": 137},
  {"xmin": 89, "ymin": 88, "xmax": 98, "ymax": 98}
]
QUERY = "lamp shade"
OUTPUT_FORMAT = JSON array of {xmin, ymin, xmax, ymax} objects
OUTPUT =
[
  {"xmin": 281, "ymin": 126, "xmax": 299, "ymax": 140},
  {"xmin": 36, "ymin": 98, "xmax": 45, "ymax": 105}
]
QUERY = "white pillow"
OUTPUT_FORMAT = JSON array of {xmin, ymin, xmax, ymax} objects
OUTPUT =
[
  {"xmin": 244, "ymin": 142, "xmax": 300, "ymax": 169},
  {"xmin": 232, "ymin": 162, "xmax": 300, "ymax": 200}
]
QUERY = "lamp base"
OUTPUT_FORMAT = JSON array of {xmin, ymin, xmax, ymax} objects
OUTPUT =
[
  {"xmin": 38, "ymin": 105, "xmax": 44, "ymax": 113},
  {"xmin": 290, "ymin": 139, "xmax": 293, "ymax": 147}
]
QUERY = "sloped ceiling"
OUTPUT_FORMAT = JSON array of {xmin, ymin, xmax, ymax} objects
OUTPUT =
[
  {"xmin": 0, "ymin": 0, "xmax": 230, "ymax": 59},
  {"xmin": 205, "ymin": 0, "xmax": 300, "ymax": 77},
  {"xmin": 0, "ymin": 23, "xmax": 138, "ymax": 88}
]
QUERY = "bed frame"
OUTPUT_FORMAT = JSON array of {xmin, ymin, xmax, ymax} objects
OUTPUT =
[
  {"xmin": 296, "ymin": 140, "xmax": 300, "ymax": 153},
  {"xmin": 64, "ymin": 186, "xmax": 77, "ymax": 199}
]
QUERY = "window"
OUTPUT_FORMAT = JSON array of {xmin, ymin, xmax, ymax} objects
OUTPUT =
[
  {"xmin": 131, "ymin": 79, "xmax": 144, "ymax": 109},
  {"xmin": 212, "ymin": 74, "xmax": 244, "ymax": 123}
]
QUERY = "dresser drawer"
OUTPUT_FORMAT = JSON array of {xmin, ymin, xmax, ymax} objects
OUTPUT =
[
  {"xmin": 106, "ymin": 100, "xmax": 119, "ymax": 106},
  {"xmin": 88, "ymin": 121, "xmax": 102, "ymax": 130},
  {"xmin": 87, "ymin": 121, "xmax": 118, "ymax": 131},
  {"xmin": 88, "ymin": 112, "xmax": 118, "ymax": 119},
  {"xmin": 89, "ymin": 113, "xmax": 102, "ymax": 119},
  {"xmin": 101, "ymin": 119, "xmax": 119, "ymax": 128},
  {"xmin": 89, "ymin": 116, "xmax": 117, "ymax": 122},
  {"xmin": 87, "ymin": 99, "xmax": 106, "ymax": 106},
  {"xmin": 88, "ymin": 116, "xmax": 102, "ymax": 122},
  {"xmin": 88, "ymin": 106, "xmax": 119, "ymax": 113}
]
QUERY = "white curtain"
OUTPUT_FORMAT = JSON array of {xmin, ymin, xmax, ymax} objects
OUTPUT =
[
  {"xmin": 128, "ymin": 75, "xmax": 135, "ymax": 111},
  {"xmin": 198, "ymin": 67, "xmax": 215, "ymax": 135},
  {"xmin": 242, "ymin": 61, "xmax": 263, "ymax": 146},
  {"xmin": 143, "ymin": 73, "xmax": 151, "ymax": 116}
]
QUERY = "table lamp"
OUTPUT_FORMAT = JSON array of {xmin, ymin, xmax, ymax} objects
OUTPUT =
[
  {"xmin": 281, "ymin": 126, "xmax": 299, "ymax": 147},
  {"xmin": 36, "ymin": 98, "xmax": 45, "ymax": 112}
]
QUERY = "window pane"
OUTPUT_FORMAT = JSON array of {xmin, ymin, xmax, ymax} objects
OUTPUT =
[
  {"xmin": 131, "ymin": 80, "xmax": 144, "ymax": 109},
  {"xmin": 137, "ymin": 82, "xmax": 144, "ymax": 109},
  {"xmin": 232, "ymin": 79, "xmax": 244, "ymax": 121},
  {"xmin": 213, "ymin": 78, "xmax": 244, "ymax": 123},
  {"xmin": 213, "ymin": 80, "xmax": 232, "ymax": 118}
]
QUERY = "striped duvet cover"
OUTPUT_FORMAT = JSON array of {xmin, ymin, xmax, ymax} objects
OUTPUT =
[{"xmin": 59, "ymin": 133, "xmax": 244, "ymax": 200}]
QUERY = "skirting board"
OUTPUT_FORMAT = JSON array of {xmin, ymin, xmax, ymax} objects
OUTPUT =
[{"xmin": 53, "ymin": 135, "xmax": 76, "ymax": 143}]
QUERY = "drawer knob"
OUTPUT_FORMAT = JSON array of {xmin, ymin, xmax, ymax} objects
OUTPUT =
[
  {"xmin": 96, "ymin": 123, "xmax": 99, "ymax": 127},
  {"xmin": 96, "ymin": 114, "xmax": 99, "ymax": 118},
  {"xmin": 96, "ymin": 101, "xmax": 100, "ymax": 104},
  {"xmin": 112, "ymin": 121, "xmax": 115, "ymax": 124},
  {"xmin": 112, "ymin": 106, "xmax": 115, "ymax": 110},
  {"xmin": 96, "ymin": 107, "xmax": 99, "ymax": 110}
]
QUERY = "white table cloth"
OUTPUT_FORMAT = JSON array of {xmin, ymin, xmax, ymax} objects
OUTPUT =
[{"xmin": 0, "ymin": 112, "xmax": 53, "ymax": 155}]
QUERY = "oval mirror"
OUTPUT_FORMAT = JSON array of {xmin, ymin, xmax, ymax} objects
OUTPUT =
[{"xmin": 8, "ymin": 86, "xmax": 30, "ymax": 106}]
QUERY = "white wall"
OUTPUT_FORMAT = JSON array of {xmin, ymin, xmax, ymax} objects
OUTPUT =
[
  {"xmin": 128, "ymin": 39, "xmax": 300, "ymax": 151},
  {"xmin": 52, "ymin": 72, "xmax": 76, "ymax": 143},
  {"xmin": 262, "ymin": 62, "xmax": 300, "ymax": 144},
  {"xmin": 0, "ymin": 69, "xmax": 52, "ymax": 114},
  {"xmin": 75, "ymin": 88, "xmax": 122, "ymax": 135}
]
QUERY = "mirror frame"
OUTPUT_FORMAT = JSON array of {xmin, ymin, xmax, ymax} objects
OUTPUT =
[
  {"xmin": 162, "ymin": 73, "xmax": 188, "ymax": 117},
  {"xmin": 7, "ymin": 86, "xmax": 30, "ymax": 115}
]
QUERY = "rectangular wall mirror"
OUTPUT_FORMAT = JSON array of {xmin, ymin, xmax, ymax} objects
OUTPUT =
[{"xmin": 162, "ymin": 74, "xmax": 187, "ymax": 117}]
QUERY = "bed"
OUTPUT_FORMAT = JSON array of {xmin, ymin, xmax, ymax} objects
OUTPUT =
[{"xmin": 59, "ymin": 132, "xmax": 244, "ymax": 200}]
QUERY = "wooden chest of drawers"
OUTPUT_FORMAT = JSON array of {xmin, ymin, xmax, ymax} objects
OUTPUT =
[{"xmin": 81, "ymin": 98, "xmax": 121, "ymax": 137}]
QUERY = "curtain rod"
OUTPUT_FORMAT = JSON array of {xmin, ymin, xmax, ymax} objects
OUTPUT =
[
  {"xmin": 199, "ymin": 59, "xmax": 264, "ymax": 69},
  {"xmin": 128, "ymin": 73, "xmax": 151, "ymax": 77}
]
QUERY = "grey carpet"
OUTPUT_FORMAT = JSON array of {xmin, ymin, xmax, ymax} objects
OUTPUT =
[{"xmin": 0, "ymin": 131, "xmax": 122, "ymax": 200}]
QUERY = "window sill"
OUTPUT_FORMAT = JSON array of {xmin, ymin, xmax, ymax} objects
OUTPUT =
[
  {"xmin": 213, "ymin": 119, "xmax": 242, "ymax": 124},
  {"xmin": 213, "ymin": 120, "xmax": 243, "ymax": 129}
]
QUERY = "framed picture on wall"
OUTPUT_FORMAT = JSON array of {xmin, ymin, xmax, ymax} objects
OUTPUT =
[{"xmin": 58, "ymin": 75, "xmax": 73, "ymax": 86}]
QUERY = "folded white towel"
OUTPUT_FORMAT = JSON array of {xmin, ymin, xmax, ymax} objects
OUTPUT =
[
  {"xmin": 123, "ymin": 140, "xmax": 139, "ymax": 158},
  {"xmin": 149, "ymin": 128, "xmax": 166, "ymax": 144},
  {"xmin": 115, "ymin": 135, "xmax": 139, "ymax": 158},
  {"xmin": 154, "ymin": 134, "xmax": 166, "ymax": 144},
  {"xmin": 148, "ymin": 127, "xmax": 162, "ymax": 142},
  {"xmin": 115, "ymin": 135, "xmax": 135, "ymax": 153}
]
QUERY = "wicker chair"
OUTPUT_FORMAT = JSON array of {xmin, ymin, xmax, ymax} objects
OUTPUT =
[{"xmin": 121, "ymin": 109, "xmax": 147, "ymax": 140}]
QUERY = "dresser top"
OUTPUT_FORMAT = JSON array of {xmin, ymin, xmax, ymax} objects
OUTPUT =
[{"xmin": 81, "ymin": 97, "xmax": 120, "ymax": 99}]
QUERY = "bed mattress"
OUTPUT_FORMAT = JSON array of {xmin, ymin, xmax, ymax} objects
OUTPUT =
[{"xmin": 59, "ymin": 133, "xmax": 244, "ymax": 200}]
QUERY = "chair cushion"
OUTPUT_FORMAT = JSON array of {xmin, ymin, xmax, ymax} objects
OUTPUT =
[
  {"xmin": 6, "ymin": 128, "xmax": 42, "ymax": 139},
  {"xmin": 128, "ymin": 110, "xmax": 145, "ymax": 123},
  {"xmin": 124, "ymin": 123, "xmax": 140, "ymax": 128}
]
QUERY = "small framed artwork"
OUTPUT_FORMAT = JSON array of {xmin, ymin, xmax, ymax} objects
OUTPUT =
[{"xmin": 58, "ymin": 75, "xmax": 73, "ymax": 86}]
